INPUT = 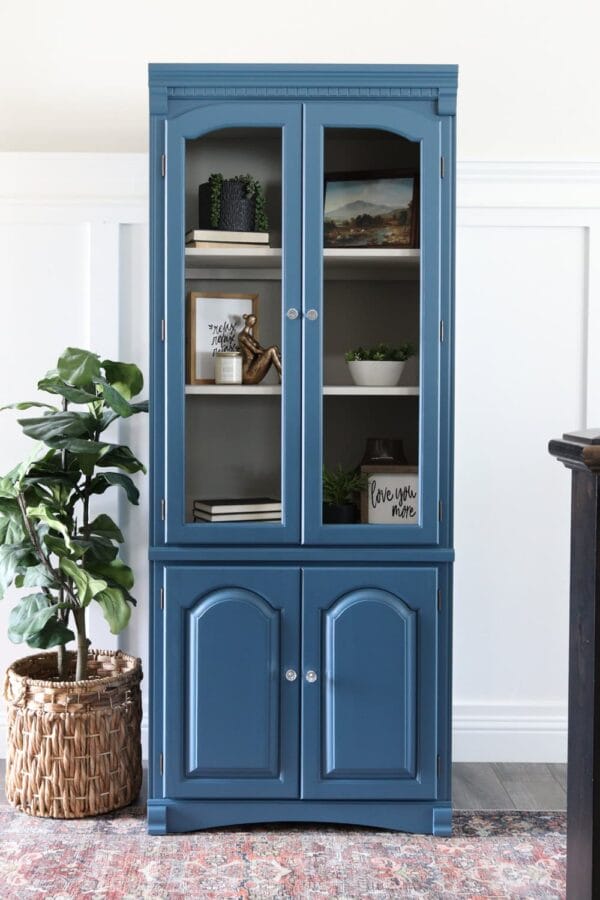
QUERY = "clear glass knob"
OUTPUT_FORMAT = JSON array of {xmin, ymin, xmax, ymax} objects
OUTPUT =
[
  {"xmin": 286, "ymin": 308, "xmax": 299, "ymax": 320},
  {"xmin": 305, "ymin": 670, "xmax": 318, "ymax": 683},
  {"xmin": 306, "ymin": 309, "xmax": 319, "ymax": 321},
  {"xmin": 285, "ymin": 668, "xmax": 297, "ymax": 682}
]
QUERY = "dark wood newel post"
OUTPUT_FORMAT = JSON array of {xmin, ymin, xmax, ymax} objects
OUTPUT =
[{"xmin": 549, "ymin": 429, "xmax": 600, "ymax": 900}]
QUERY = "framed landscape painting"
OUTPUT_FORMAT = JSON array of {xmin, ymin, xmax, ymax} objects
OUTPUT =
[{"xmin": 324, "ymin": 170, "xmax": 419, "ymax": 249}]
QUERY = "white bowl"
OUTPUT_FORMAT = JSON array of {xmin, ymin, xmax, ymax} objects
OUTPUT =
[{"xmin": 347, "ymin": 360, "xmax": 406, "ymax": 387}]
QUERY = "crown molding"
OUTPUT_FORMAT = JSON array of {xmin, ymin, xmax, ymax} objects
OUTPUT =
[{"xmin": 148, "ymin": 64, "xmax": 458, "ymax": 116}]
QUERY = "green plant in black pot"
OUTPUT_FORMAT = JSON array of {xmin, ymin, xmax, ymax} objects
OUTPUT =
[
  {"xmin": 199, "ymin": 173, "xmax": 269, "ymax": 233},
  {"xmin": 322, "ymin": 465, "xmax": 367, "ymax": 525}
]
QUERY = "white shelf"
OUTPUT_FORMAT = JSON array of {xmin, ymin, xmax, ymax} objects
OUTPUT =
[
  {"xmin": 323, "ymin": 385, "xmax": 419, "ymax": 396},
  {"xmin": 186, "ymin": 384, "xmax": 418, "ymax": 397},
  {"xmin": 185, "ymin": 247, "xmax": 281, "ymax": 269},
  {"xmin": 186, "ymin": 384, "xmax": 281, "ymax": 395},
  {"xmin": 184, "ymin": 247, "xmax": 420, "ymax": 281},
  {"xmin": 324, "ymin": 248, "xmax": 420, "ymax": 269}
]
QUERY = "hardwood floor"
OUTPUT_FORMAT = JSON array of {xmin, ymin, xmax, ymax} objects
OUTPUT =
[
  {"xmin": 0, "ymin": 760, "xmax": 567, "ymax": 811},
  {"xmin": 452, "ymin": 763, "xmax": 566, "ymax": 810}
]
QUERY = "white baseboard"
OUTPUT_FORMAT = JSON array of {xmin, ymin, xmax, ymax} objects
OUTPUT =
[
  {"xmin": 453, "ymin": 703, "xmax": 567, "ymax": 763},
  {"xmin": 1, "ymin": 704, "xmax": 567, "ymax": 764}
]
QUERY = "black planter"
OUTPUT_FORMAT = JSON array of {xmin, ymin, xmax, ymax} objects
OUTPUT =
[
  {"xmin": 198, "ymin": 180, "xmax": 256, "ymax": 232},
  {"xmin": 323, "ymin": 502, "xmax": 357, "ymax": 524}
]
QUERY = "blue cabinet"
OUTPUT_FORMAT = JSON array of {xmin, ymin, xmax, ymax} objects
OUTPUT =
[{"xmin": 148, "ymin": 65, "xmax": 457, "ymax": 836}]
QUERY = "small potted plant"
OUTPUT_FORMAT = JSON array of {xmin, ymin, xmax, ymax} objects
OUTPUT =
[
  {"xmin": 322, "ymin": 464, "xmax": 366, "ymax": 524},
  {"xmin": 345, "ymin": 342, "xmax": 416, "ymax": 387},
  {"xmin": 198, "ymin": 172, "xmax": 269, "ymax": 233},
  {"xmin": 1, "ymin": 347, "xmax": 147, "ymax": 819}
]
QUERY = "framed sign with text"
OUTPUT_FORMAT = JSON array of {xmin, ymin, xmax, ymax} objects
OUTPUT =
[
  {"xmin": 187, "ymin": 292, "xmax": 258, "ymax": 384},
  {"xmin": 360, "ymin": 465, "xmax": 419, "ymax": 525}
]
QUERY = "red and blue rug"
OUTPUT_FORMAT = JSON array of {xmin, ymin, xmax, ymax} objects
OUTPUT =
[{"xmin": 0, "ymin": 807, "xmax": 566, "ymax": 898}]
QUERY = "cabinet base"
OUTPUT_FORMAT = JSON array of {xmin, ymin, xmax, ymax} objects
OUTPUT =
[{"xmin": 147, "ymin": 798, "xmax": 452, "ymax": 836}]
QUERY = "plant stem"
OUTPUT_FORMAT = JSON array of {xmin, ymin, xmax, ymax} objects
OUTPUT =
[
  {"xmin": 16, "ymin": 492, "xmax": 80, "ymax": 608},
  {"xmin": 73, "ymin": 607, "xmax": 87, "ymax": 681},
  {"xmin": 56, "ymin": 644, "xmax": 66, "ymax": 679}
]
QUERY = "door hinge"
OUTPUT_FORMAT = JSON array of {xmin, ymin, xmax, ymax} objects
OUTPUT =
[
  {"xmin": 437, "ymin": 588, "xmax": 442, "ymax": 612},
  {"xmin": 438, "ymin": 499, "xmax": 443, "ymax": 522},
  {"xmin": 160, "ymin": 498, "xmax": 166, "ymax": 521},
  {"xmin": 160, "ymin": 318, "xmax": 165, "ymax": 342},
  {"xmin": 437, "ymin": 754, "xmax": 441, "ymax": 777},
  {"xmin": 440, "ymin": 156, "xmax": 445, "ymax": 178},
  {"xmin": 440, "ymin": 319, "xmax": 445, "ymax": 342},
  {"xmin": 159, "ymin": 752, "xmax": 164, "ymax": 775},
  {"xmin": 161, "ymin": 154, "xmax": 166, "ymax": 177},
  {"xmin": 159, "ymin": 587, "xmax": 164, "ymax": 610}
]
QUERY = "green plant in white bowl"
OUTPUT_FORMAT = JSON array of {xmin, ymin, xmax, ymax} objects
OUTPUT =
[{"xmin": 345, "ymin": 343, "xmax": 415, "ymax": 387}]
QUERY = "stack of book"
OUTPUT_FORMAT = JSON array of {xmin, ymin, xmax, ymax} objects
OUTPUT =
[
  {"xmin": 185, "ymin": 230, "xmax": 270, "ymax": 250},
  {"xmin": 193, "ymin": 497, "xmax": 281, "ymax": 523}
]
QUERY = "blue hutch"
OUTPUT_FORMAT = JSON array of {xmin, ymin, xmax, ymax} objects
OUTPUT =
[{"xmin": 147, "ymin": 64, "xmax": 457, "ymax": 835}]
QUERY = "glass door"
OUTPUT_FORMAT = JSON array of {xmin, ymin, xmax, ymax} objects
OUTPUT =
[
  {"xmin": 165, "ymin": 103, "xmax": 302, "ymax": 544},
  {"xmin": 303, "ymin": 103, "xmax": 442, "ymax": 545}
]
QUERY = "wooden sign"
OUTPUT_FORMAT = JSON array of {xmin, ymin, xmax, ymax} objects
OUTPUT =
[{"xmin": 361, "ymin": 465, "xmax": 418, "ymax": 524}]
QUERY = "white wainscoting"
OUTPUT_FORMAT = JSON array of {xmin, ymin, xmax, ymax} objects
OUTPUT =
[{"xmin": 1, "ymin": 154, "xmax": 600, "ymax": 762}]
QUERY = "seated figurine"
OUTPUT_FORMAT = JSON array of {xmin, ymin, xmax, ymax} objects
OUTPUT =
[{"xmin": 238, "ymin": 313, "xmax": 282, "ymax": 384}]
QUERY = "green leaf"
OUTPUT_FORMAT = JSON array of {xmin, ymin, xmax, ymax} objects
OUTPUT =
[
  {"xmin": 95, "ymin": 444, "xmax": 146, "ymax": 474},
  {"xmin": 60, "ymin": 558, "xmax": 107, "ymax": 607},
  {"xmin": 93, "ymin": 376, "xmax": 133, "ymax": 417},
  {"xmin": 37, "ymin": 376, "xmax": 98, "ymax": 404},
  {"xmin": 99, "ymin": 400, "xmax": 148, "ymax": 432},
  {"xmin": 1, "ymin": 401, "xmax": 58, "ymax": 412},
  {"xmin": 15, "ymin": 563, "xmax": 56, "ymax": 589},
  {"xmin": 57, "ymin": 348, "xmax": 101, "ymax": 387},
  {"xmin": 86, "ymin": 513, "xmax": 124, "ymax": 543},
  {"xmin": 89, "ymin": 558, "xmax": 134, "ymax": 591},
  {"xmin": 95, "ymin": 587, "xmax": 131, "ymax": 634},
  {"xmin": 18, "ymin": 412, "xmax": 95, "ymax": 443},
  {"xmin": 26, "ymin": 619, "xmax": 74, "ymax": 649},
  {"xmin": 88, "ymin": 472, "xmax": 140, "ymax": 505},
  {"xmin": 102, "ymin": 360, "xmax": 144, "ymax": 400},
  {"xmin": 0, "ymin": 544, "xmax": 33, "ymax": 599},
  {"xmin": 0, "ymin": 503, "xmax": 27, "ymax": 544},
  {"xmin": 0, "ymin": 476, "xmax": 18, "ymax": 499},
  {"xmin": 27, "ymin": 504, "xmax": 72, "ymax": 549},
  {"xmin": 8, "ymin": 593, "xmax": 59, "ymax": 642},
  {"xmin": 44, "ymin": 534, "xmax": 86, "ymax": 560},
  {"xmin": 78, "ymin": 535, "xmax": 119, "ymax": 564}
]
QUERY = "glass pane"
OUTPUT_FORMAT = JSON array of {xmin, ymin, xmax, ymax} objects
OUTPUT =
[
  {"xmin": 322, "ymin": 128, "xmax": 420, "ymax": 527},
  {"xmin": 184, "ymin": 128, "xmax": 283, "ymax": 526}
]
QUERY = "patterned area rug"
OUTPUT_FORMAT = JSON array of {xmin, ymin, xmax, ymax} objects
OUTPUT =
[{"xmin": 0, "ymin": 806, "xmax": 566, "ymax": 899}]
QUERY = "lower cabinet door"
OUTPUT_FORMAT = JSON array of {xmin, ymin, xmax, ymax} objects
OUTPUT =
[
  {"xmin": 163, "ymin": 567, "xmax": 300, "ymax": 798},
  {"xmin": 302, "ymin": 567, "xmax": 438, "ymax": 800}
]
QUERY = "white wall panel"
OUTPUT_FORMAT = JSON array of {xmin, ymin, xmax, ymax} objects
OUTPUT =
[{"xmin": 1, "ymin": 153, "xmax": 599, "ymax": 761}]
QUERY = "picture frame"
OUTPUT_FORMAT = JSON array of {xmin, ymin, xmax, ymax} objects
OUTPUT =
[
  {"xmin": 187, "ymin": 291, "xmax": 258, "ymax": 384},
  {"xmin": 360, "ymin": 465, "xmax": 419, "ymax": 524},
  {"xmin": 324, "ymin": 170, "xmax": 419, "ymax": 249}
]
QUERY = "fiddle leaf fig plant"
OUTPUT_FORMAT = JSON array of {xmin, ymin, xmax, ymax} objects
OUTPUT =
[{"xmin": 0, "ymin": 347, "xmax": 148, "ymax": 681}]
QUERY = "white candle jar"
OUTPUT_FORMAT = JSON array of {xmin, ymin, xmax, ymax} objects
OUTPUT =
[{"xmin": 214, "ymin": 351, "xmax": 243, "ymax": 384}]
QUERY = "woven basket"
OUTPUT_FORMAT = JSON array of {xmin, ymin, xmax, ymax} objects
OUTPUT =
[{"xmin": 4, "ymin": 650, "xmax": 142, "ymax": 819}]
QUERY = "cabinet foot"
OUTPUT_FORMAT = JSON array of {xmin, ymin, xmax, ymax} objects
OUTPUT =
[{"xmin": 147, "ymin": 803, "xmax": 168, "ymax": 835}]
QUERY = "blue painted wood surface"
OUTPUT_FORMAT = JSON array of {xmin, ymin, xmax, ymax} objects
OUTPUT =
[
  {"xmin": 163, "ymin": 567, "xmax": 300, "ymax": 799},
  {"xmin": 302, "ymin": 102, "xmax": 442, "ymax": 546},
  {"xmin": 164, "ymin": 102, "xmax": 302, "ymax": 545},
  {"xmin": 148, "ymin": 63, "xmax": 457, "ymax": 834},
  {"xmin": 302, "ymin": 568, "xmax": 437, "ymax": 800}
]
